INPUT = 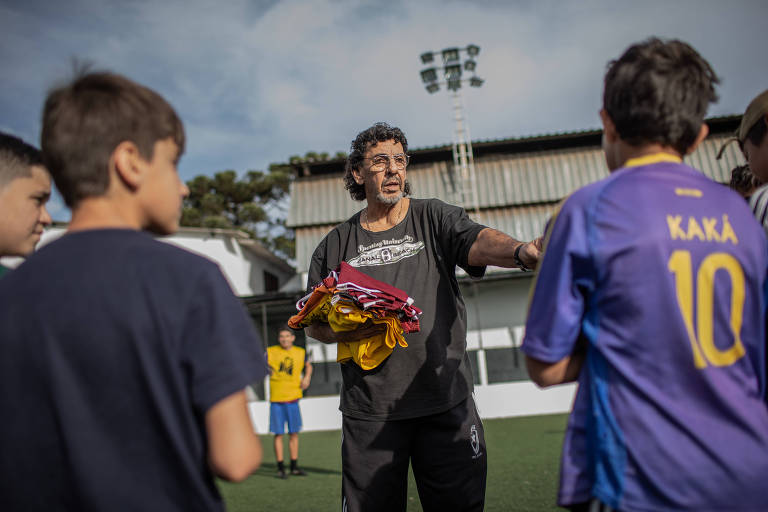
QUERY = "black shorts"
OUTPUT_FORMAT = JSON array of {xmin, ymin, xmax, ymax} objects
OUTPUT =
[{"xmin": 341, "ymin": 395, "xmax": 487, "ymax": 512}]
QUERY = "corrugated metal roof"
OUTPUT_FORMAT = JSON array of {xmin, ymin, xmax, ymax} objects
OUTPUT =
[
  {"xmin": 451, "ymin": 114, "xmax": 738, "ymax": 148},
  {"xmin": 414, "ymin": 127, "xmax": 603, "ymax": 151},
  {"xmin": 472, "ymin": 147, "xmax": 608, "ymax": 207},
  {"xmin": 291, "ymin": 116, "xmax": 739, "ymax": 178},
  {"xmin": 686, "ymin": 135, "xmax": 743, "ymax": 183},
  {"xmin": 295, "ymin": 224, "xmax": 338, "ymax": 274},
  {"xmin": 468, "ymin": 204, "xmax": 559, "ymax": 243},
  {"xmin": 287, "ymin": 133, "xmax": 743, "ymax": 229}
]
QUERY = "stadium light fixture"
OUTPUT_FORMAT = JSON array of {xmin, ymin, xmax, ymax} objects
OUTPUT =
[
  {"xmin": 469, "ymin": 77, "xmax": 484, "ymax": 88},
  {"xmin": 447, "ymin": 78, "xmax": 462, "ymax": 91},
  {"xmin": 420, "ymin": 68, "xmax": 438, "ymax": 83},
  {"xmin": 444, "ymin": 64, "xmax": 462, "ymax": 79},
  {"xmin": 417, "ymin": 44, "xmax": 484, "ymax": 214},
  {"xmin": 441, "ymin": 47, "xmax": 460, "ymax": 63}
]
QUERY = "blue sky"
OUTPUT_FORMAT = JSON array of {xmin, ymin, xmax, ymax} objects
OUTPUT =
[{"xmin": 1, "ymin": 0, "xmax": 766, "ymax": 220}]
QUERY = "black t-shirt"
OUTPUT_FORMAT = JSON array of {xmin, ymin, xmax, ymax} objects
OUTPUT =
[
  {"xmin": 0, "ymin": 229, "xmax": 267, "ymax": 511},
  {"xmin": 308, "ymin": 198, "xmax": 486, "ymax": 420}
]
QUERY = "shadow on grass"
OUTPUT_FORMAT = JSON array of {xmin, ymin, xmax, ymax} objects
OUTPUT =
[{"xmin": 251, "ymin": 465, "xmax": 341, "ymax": 478}]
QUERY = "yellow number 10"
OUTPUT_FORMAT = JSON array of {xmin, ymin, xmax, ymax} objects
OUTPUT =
[{"xmin": 668, "ymin": 250, "xmax": 746, "ymax": 368}]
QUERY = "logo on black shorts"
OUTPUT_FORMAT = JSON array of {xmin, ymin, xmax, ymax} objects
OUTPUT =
[{"xmin": 470, "ymin": 424, "xmax": 482, "ymax": 459}]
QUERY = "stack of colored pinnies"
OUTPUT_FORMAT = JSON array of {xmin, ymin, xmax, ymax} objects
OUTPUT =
[{"xmin": 288, "ymin": 262, "xmax": 422, "ymax": 370}]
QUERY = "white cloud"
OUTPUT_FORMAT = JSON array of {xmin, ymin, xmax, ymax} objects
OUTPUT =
[{"xmin": 1, "ymin": 0, "xmax": 766, "ymax": 191}]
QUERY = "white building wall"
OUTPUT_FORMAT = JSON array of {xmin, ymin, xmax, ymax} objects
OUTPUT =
[
  {"xmin": 1, "ymin": 226, "xmax": 293, "ymax": 297},
  {"xmin": 162, "ymin": 232, "xmax": 254, "ymax": 295}
]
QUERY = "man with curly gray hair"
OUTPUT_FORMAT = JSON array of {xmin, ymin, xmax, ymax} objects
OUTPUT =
[{"xmin": 305, "ymin": 121, "xmax": 541, "ymax": 511}]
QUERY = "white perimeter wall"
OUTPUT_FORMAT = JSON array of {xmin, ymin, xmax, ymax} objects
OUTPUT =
[{"xmin": 247, "ymin": 382, "xmax": 576, "ymax": 434}]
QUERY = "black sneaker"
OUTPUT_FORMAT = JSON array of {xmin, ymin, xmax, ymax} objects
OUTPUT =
[
  {"xmin": 290, "ymin": 468, "xmax": 307, "ymax": 476},
  {"xmin": 277, "ymin": 469, "xmax": 287, "ymax": 479}
]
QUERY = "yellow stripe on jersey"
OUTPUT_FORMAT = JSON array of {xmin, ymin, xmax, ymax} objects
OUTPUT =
[
  {"xmin": 624, "ymin": 153, "xmax": 682, "ymax": 168},
  {"xmin": 626, "ymin": 153, "xmax": 702, "ymax": 197},
  {"xmin": 675, "ymin": 188, "xmax": 703, "ymax": 198}
]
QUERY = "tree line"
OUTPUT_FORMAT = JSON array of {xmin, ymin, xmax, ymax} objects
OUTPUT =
[{"xmin": 180, "ymin": 151, "xmax": 346, "ymax": 262}]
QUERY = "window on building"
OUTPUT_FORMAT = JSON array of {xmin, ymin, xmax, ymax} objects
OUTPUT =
[
  {"xmin": 484, "ymin": 347, "xmax": 529, "ymax": 383},
  {"xmin": 263, "ymin": 270, "xmax": 279, "ymax": 292}
]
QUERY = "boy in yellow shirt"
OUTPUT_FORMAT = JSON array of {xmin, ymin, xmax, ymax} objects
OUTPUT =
[{"xmin": 267, "ymin": 326, "xmax": 313, "ymax": 478}]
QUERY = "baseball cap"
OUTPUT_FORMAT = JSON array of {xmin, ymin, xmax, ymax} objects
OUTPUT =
[
  {"xmin": 717, "ymin": 89, "xmax": 768, "ymax": 159},
  {"xmin": 738, "ymin": 89, "xmax": 768, "ymax": 144}
]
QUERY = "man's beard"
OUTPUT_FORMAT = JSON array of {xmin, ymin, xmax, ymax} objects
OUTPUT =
[
  {"xmin": 375, "ymin": 177, "xmax": 407, "ymax": 204},
  {"xmin": 376, "ymin": 190, "xmax": 403, "ymax": 204}
]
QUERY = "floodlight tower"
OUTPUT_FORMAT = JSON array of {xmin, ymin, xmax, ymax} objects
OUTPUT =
[{"xmin": 419, "ymin": 44, "xmax": 483, "ymax": 213}]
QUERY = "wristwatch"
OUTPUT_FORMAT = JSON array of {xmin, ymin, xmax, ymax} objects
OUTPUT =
[{"xmin": 514, "ymin": 243, "xmax": 531, "ymax": 272}]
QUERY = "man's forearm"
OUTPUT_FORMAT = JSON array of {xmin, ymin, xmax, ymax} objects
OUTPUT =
[
  {"xmin": 305, "ymin": 321, "xmax": 385, "ymax": 344},
  {"xmin": 305, "ymin": 323, "xmax": 339, "ymax": 344},
  {"xmin": 467, "ymin": 228, "xmax": 541, "ymax": 269}
]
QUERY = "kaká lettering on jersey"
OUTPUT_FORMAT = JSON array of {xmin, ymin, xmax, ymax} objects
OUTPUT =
[{"xmin": 666, "ymin": 214, "xmax": 738, "ymax": 244}]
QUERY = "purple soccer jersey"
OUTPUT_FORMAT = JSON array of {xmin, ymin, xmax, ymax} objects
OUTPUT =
[{"xmin": 523, "ymin": 157, "xmax": 768, "ymax": 511}]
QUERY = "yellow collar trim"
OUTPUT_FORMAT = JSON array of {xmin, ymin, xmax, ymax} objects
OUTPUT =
[{"xmin": 623, "ymin": 153, "xmax": 682, "ymax": 168}]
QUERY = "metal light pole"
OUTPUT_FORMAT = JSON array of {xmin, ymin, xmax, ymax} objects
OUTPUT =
[{"xmin": 419, "ymin": 45, "xmax": 483, "ymax": 213}]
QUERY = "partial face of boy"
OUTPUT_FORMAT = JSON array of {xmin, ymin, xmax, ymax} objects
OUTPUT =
[
  {"xmin": 139, "ymin": 138, "xmax": 189, "ymax": 236},
  {"xmin": 353, "ymin": 139, "xmax": 407, "ymax": 206},
  {"xmin": 744, "ymin": 120, "xmax": 768, "ymax": 182},
  {"xmin": 278, "ymin": 329, "xmax": 295, "ymax": 349},
  {"xmin": 0, "ymin": 165, "xmax": 52, "ymax": 257}
]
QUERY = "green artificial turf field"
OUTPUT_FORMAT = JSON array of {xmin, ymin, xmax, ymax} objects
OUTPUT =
[{"xmin": 219, "ymin": 413, "xmax": 567, "ymax": 511}]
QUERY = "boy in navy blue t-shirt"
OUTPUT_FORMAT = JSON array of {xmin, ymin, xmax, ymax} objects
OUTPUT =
[{"xmin": 0, "ymin": 72, "xmax": 267, "ymax": 511}]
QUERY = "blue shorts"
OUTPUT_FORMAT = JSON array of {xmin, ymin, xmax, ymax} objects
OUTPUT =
[{"xmin": 270, "ymin": 401, "xmax": 302, "ymax": 435}]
